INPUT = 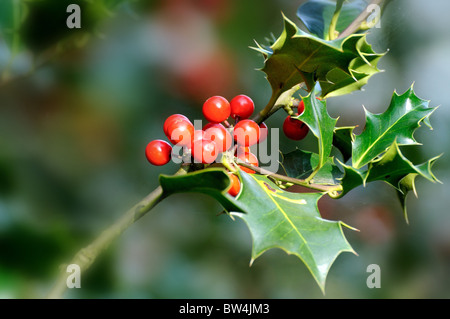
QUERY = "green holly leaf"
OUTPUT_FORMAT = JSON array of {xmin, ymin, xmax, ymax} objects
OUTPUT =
[
  {"xmin": 320, "ymin": 53, "xmax": 383, "ymax": 98},
  {"xmin": 252, "ymin": 15, "xmax": 383, "ymax": 100},
  {"xmin": 336, "ymin": 141, "xmax": 441, "ymax": 220},
  {"xmin": 352, "ymin": 86, "xmax": 437, "ymax": 169},
  {"xmin": 333, "ymin": 126, "xmax": 356, "ymax": 163},
  {"xmin": 160, "ymin": 168, "xmax": 355, "ymax": 293},
  {"xmin": 232, "ymin": 172, "xmax": 355, "ymax": 293},
  {"xmin": 365, "ymin": 141, "xmax": 440, "ymax": 187},
  {"xmin": 365, "ymin": 141, "xmax": 441, "ymax": 222},
  {"xmin": 281, "ymin": 149, "xmax": 343, "ymax": 185},
  {"xmin": 294, "ymin": 91, "xmax": 338, "ymax": 177},
  {"xmin": 159, "ymin": 168, "xmax": 245, "ymax": 214},
  {"xmin": 297, "ymin": 0, "xmax": 367, "ymax": 40}
]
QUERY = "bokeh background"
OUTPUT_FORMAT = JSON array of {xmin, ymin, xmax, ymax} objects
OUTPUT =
[{"xmin": 0, "ymin": 0, "xmax": 449, "ymax": 299}]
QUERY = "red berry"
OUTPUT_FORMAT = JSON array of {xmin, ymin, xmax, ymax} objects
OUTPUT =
[
  {"xmin": 230, "ymin": 94, "xmax": 254, "ymax": 119},
  {"xmin": 227, "ymin": 172, "xmax": 241, "ymax": 197},
  {"xmin": 297, "ymin": 100, "xmax": 305, "ymax": 115},
  {"xmin": 259, "ymin": 122, "xmax": 268, "ymax": 143},
  {"xmin": 163, "ymin": 114, "xmax": 190, "ymax": 135},
  {"xmin": 192, "ymin": 138, "xmax": 218, "ymax": 164},
  {"xmin": 233, "ymin": 119, "xmax": 260, "ymax": 147},
  {"xmin": 167, "ymin": 119, "xmax": 195, "ymax": 147},
  {"xmin": 204, "ymin": 123, "xmax": 232, "ymax": 153},
  {"xmin": 202, "ymin": 96, "xmax": 230, "ymax": 123},
  {"xmin": 282, "ymin": 116, "xmax": 309, "ymax": 141},
  {"xmin": 237, "ymin": 151, "xmax": 258, "ymax": 174},
  {"xmin": 145, "ymin": 140, "xmax": 172, "ymax": 166}
]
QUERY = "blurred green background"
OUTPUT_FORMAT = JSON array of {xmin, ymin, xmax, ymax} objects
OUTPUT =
[{"xmin": 0, "ymin": 0, "xmax": 449, "ymax": 299}]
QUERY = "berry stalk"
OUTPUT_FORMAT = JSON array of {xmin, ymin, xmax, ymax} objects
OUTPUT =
[{"xmin": 236, "ymin": 160, "xmax": 342, "ymax": 195}]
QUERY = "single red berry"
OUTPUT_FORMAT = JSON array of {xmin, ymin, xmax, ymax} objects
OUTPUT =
[
  {"xmin": 202, "ymin": 96, "xmax": 231, "ymax": 123},
  {"xmin": 297, "ymin": 100, "xmax": 305, "ymax": 115},
  {"xmin": 163, "ymin": 114, "xmax": 190, "ymax": 136},
  {"xmin": 192, "ymin": 138, "xmax": 218, "ymax": 164},
  {"xmin": 237, "ymin": 151, "xmax": 258, "ymax": 174},
  {"xmin": 233, "ymin": 119, "xmax": 260, "ymax": 147},
  {"xmin": 145, "ymin": 139, "xmax": 172, "ymax": 166},
  {"xmin": 167, "ymin": 119, "xmax": 195, "ymax": 147},
  {"xmin": 204, "ymin": 123, "xmax": 232, "ymax": 153},
  {"xmin": 282, "ymin": 116, "xmax": 309, "ymax": 141},
  {"xmin": 227, "ymin": 172, "xmax": 241, "ymax": 197},
  {"xmin": 230, "ymin": 94, "xmax": 254, "ymax": 119},
  {"xmin": 258, "ymin": 122, "xmax": 268, "ymax": 143}
]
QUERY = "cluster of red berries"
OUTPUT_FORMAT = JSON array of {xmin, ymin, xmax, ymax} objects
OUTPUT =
[
  {"xmin": 145, "ymin": 95, "xmax": 311, "ymax": 196},
  {"xmin": 145, "ymin": 94, "xmax": 268, "ymax": 196}
]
